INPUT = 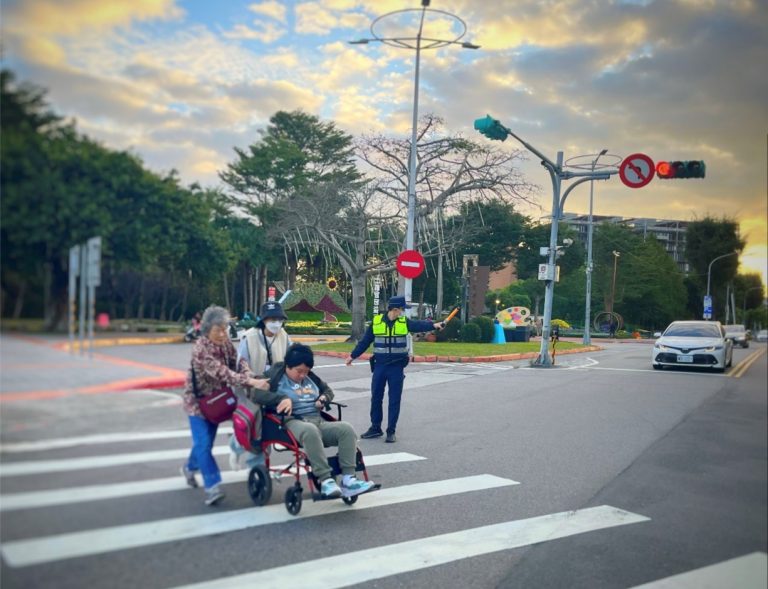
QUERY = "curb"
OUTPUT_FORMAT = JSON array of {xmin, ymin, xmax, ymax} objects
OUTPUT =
[
  {"xmin": 54, "ymin": 336, "xmax": 185, "ymax": 351},
  {"xmin": 315, "ymin": 345, "xmax": 603, "ymax": 363}
]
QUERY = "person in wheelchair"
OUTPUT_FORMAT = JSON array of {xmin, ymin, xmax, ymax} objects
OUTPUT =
[{"xmin": 248, "ymin": 343, "xmax": 375, "ymax": 499}]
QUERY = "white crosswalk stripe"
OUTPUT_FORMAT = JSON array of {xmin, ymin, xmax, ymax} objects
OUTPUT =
[
  {"xmin": 0, "ymin": 452, "xmax": 426, "ymax": 511},
  {"xmin": 0, "ymin": 427, "xmax": 651, "ymax": 587},
  {"xmin": 0, "ymin": 445, "xmax": 232, "ymax": 477},
  {"xmin": 1, "ymin": 474, "xmax": 519, "ymax": 566},
  {"xmin": 168, "ymin": 505, "xmax": 649, "ymax": 589}
]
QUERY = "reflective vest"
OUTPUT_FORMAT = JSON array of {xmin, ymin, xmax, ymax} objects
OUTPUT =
[{"xmin": 372, "ymin": 314, "xmax": 409, "ymax": 356}]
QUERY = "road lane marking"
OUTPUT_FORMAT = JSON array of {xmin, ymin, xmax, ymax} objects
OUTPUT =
[
  {"xmin": 169, "ymin": 505, "xmax": 649, "ymax": 589},
  {"xmin": 730, "ymin": 348, "xmax": 766, "ymax": 379},
  {"xmin": 0, "ymin": 452, "xmax": 425, "ymax": 511},
  {"xmin": 0, "ymin": 474, "xmax": 519, "ymax": 567},
  {"xmin": 0, "ymin": 428, "xmax": 232, "ymax": 453},
  {"xmin": 631, "ymin": 551, "xmax": 767, "ymax": 588},
  {"xmin": 0, "ymin": 446, "xmax": 234, "ymax": 477}
]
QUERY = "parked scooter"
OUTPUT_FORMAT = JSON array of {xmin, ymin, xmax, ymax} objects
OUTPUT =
[
  {"xmin": 184, "ymin": 312, "xmax": 202, "ymax": 343},
  {"xmin": 184, "ymin": 324, "xmax": 201, "ymax": 342}
]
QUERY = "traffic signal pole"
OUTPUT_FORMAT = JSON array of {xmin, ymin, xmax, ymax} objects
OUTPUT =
[{"xmin": 473, "ymin": 116, "xmax": 615, "ymax": 366}]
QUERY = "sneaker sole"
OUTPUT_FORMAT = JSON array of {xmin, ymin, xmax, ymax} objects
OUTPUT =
[
  {"xmin": 180, "ymin": 467, "xmax": 199, "ymax": 488},
  {"xmin": 341, "ymin": 484, "xmax": 375, "ymax": 498},
  {"xmin": 205, "ymin": 493, "xmax": 225, "ymax": 506}
]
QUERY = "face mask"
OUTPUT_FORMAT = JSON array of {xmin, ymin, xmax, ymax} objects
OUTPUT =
[{"xmin": 265, "ymin": 321, "xmax": 283, "ymax": 333}]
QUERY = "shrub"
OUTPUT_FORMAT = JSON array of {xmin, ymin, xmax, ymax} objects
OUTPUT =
[
  {"xmin": 436, "ymin": 318, "xmax": 463, "ymax": 342},
  {"xmin": 470, "ymin": 316, "xmax": 495, "ymax": 343},
  {"xmin": 459, "ymin": 322, "xmax": 482, "ymax": 343}
]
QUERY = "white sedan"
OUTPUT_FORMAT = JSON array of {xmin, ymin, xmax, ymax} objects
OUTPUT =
[{"xmin": 652, "ymin": 320, "xmax": 733, "ymax": 372}]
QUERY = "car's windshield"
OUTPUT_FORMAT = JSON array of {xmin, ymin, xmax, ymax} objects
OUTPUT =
[
  {"xmin": 664, "ymin": 324, "xmax": 721, "ymax": 338},
  {"xmin": 724, "ymin": 325, "xmax": 745, "ymax": 334}
]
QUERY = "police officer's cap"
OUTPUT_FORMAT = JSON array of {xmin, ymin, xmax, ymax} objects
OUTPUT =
[{"xmin": 387, "ymin": 296, "xmax": 411, "ymax": 310}]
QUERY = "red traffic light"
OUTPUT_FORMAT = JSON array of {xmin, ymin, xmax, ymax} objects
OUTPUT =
[
  {"xmin": 656, "ymin": 161, "xmax": 672, "ymax": 178},
  {"xmin": 656, "ymin": 160, "xmax": 706, "ymax": 179}
]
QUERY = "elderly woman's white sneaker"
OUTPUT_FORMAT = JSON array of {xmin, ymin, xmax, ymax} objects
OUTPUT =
[{"xmin": 204, "ymin": 486, "xmax": 225, "ymax": 506}]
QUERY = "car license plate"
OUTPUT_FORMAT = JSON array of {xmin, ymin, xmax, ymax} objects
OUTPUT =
[{"xmin": 677, "ymin": 355, "xmax": 693, "ymax": 363}]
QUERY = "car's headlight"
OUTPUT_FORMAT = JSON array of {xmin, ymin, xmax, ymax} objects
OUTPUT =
[
  {"xmin": 654, "ymin": 343, "xmax": 669, "ymax": 351},
  {"xmin": 706, "ymin": 345, "xmax": 723, "ymax": 351}
]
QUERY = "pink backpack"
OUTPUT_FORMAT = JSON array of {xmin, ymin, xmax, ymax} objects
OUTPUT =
[{"xmin": 232, "ymin": 396, "xmax": 262, "ymax": 452}]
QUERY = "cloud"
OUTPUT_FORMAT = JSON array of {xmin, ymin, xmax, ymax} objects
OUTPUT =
[
  {"xmin": 222, "ymin": 22, "xmax": 286, "ymax": 43},
  {"xmin": 4, "ymin": 0, "xmax": 183, "ymax": 36},
  {"xmin": 295, "ymin": 2, "xmax": 369, "ymax": 35},
  {"xmin": 247, "ymin": 1, "xmax": 287, "ymax": 23}
]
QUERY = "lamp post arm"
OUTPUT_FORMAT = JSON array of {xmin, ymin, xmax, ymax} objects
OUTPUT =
[
  {"xmin": 706, "ymin": 251, "xmax": 738, "ymax": 297},
  {"xmin": 559, "ymin": 175, "xmax": 610, "ymax": 211}
]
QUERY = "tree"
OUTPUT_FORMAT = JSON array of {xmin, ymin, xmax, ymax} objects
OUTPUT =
[
  {"xmin": 590, "ymin": 223, "xmax": 687, "ymax": 331},
  {"xmin": 1, "ymin": 70, "xmax": 233, "ymax": 325},
  {"xmin": 220, "ymin": 110, "xmax": 363, "ymax": 289},
  {"xmin": 357, "ymin": 114, "xmax": 536, "ymax": 308},
  {"xmin": 685, "ymin": 216, "xmax": 745, "ymax": 321},
  {"xmin": 453, "ymin": 199, "xmax": 527, "ymax": 272}
]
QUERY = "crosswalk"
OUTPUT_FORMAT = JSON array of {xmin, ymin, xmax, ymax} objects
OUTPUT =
[{"xmin": 0, "ymin": 428, "xmax": 762, "ymax": 588}]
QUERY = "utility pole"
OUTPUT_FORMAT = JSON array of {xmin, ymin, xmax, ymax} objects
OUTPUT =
[{"xmin": 474, "ymin": 115, "xmax": 617, "ymax": 366}]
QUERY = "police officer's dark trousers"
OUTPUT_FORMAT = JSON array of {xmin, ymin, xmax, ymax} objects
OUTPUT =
[{"xmin": 370, "ymin": 361, "xmax": 405, "ymax": 434}]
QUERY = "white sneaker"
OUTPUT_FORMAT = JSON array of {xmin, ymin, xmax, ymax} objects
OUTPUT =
[
  {"xmin": 204, "ymin": 486, "xmax": 225, "ymax": 506},
  {"xmin": 320, "ymin": 478, "xmax": 342, "ymax": 498},
  {"xmin": 341, "ymin": 476, "xmax": 375, "ymax": 497}
]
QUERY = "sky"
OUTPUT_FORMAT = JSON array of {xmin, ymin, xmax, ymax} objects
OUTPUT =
[{"xmin": 3, "ymin": 0, "xmax": 767, "ymax": 287}]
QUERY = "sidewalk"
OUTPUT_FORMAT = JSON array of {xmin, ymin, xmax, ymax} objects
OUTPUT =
[
  {"xmin": 0, "ymin": 334, "xmax": 187, "ymax": 402},
  {"xmin": 0, "ymin": 332, "xmax": 350, "ymax": 403}
]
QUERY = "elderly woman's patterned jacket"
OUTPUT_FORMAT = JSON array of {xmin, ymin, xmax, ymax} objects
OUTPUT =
[{"xmin": 183, "ymin": 336, "xmax": 253, "ymax": 417}]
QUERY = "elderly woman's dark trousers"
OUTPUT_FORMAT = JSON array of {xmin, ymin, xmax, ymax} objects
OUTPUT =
[{"xmin": 370, "ymin": 362, "xmax": 405, "ymax": 434}]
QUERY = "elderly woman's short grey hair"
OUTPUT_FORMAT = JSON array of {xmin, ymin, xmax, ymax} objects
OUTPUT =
[{"xmin": 200, "ymin": 305, "xmax": 231, "ymax": 336}]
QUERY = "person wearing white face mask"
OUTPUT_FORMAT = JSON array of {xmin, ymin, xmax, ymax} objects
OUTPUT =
[{"xmin": 228, "ymin": 301, "xmax": 292, "ymax": 470}]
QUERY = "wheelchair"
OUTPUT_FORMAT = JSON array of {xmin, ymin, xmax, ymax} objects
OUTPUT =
[{"xmin": 246, "ymin": 401, "xmax": 380, "ymax": 516}]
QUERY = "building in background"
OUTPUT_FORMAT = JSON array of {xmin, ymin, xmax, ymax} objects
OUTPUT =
[{"xmin": 561, "ymin": 214, "xmax": 690, "ymax": 274}]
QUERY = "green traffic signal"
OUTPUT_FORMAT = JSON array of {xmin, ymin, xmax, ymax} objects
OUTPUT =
[{"xmin": 474, "ymin": 115, "xmax": 508, "ymax": 142}]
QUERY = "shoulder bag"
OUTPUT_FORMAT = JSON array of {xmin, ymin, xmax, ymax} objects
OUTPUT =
[{"xmin": 191, "ymin": 360, "xmax": 238, "ymax": 424}]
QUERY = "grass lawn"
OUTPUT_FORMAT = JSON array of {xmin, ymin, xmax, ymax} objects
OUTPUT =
[{"xmin": 311, "ymin": 340, "xmax": 586, "ymax": 356}]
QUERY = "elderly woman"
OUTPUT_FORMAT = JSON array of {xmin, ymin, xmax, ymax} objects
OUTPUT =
[{"xmin": 181, "ymin": 305, "xmax": 262, "ymax": 506}]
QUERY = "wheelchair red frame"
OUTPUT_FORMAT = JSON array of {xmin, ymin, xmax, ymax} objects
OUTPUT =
[{"xmin": 246, "ymin": 401, "xmax": 380, "ymax": 515}]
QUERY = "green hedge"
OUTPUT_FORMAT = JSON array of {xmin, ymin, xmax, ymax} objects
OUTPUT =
[{"xmin": 460, "ymin": 322, "xmax": 482, "ymax": 343}]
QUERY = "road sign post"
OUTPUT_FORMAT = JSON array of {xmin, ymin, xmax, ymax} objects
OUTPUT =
[
  {"xmin": 68, "ymin": 245, "xmax": 80, "ymax": 354},
  {"xmin": 703, "ymin": 295, "xmax": 713, "ymax": 320},
  {"xmin": 86, "ymin": 237, "xmax": 102, "ymax": 357}
]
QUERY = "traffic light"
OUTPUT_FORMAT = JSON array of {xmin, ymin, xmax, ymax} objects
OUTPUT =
[
  {"xmin": 656, "ymin": 160, "xmax": 706, "ymax": 179},
  {"xmin": 474, "ymin": 115, "xmax": 508, "ymax": 142}
]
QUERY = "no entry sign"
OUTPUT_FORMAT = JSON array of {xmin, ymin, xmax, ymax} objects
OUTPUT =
[
  {"xmin": 396, "ymin": 249, "xmax": 425, "ymax": 279},
  {"xmin": 619, "ymin": 153, "xmax": 655, "ymax": 188}
]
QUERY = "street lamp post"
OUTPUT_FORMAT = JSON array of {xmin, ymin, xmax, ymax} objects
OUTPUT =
[
  {"xmin": 742, "ymin": 285, "xmax": 763, "ymax": 323},
  {"xmin": 609, "ymin": 250, "xmax": 621, "ymax": 314},
  {"xmin": 706, "ymin": 251, "xmax": 738, "ymax": 320},
  {"xmin": 583, "ymin": 149, "xmax": 607, "ymax": 345},
  {"xmin": 350, "ymin": 1, "xmax": 479, "ymax": 314}
]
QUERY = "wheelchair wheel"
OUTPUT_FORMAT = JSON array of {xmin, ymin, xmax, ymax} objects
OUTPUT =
[
  {"xmin": 247, "ymin": 465, "xmax": 272, "ymax": 506},
  {"xmin": 342, "ymin": 495, "xmax": 358, "ymax": 506},
  {"xmin": 285, "ymin": 484, "xmax": 303, "ymax": 516}
]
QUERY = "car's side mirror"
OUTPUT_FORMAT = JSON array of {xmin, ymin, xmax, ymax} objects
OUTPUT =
[{"xmin": 653, "ymin": 332, "xmax": 661, "ymax": 338}]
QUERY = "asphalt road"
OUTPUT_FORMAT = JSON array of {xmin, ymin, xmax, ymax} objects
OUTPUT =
[{"xmin": 0, "ymin": 338, "xmax": 765, "ymax": 588}]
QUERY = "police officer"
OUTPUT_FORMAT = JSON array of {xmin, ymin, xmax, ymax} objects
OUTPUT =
[{"xmin": 345, "ymin": 296, "xmax": 444, "ymax": 443}]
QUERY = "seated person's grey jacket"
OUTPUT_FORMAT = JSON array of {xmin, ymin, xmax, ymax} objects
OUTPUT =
[{"xmin": 245, "ymin": 361, "xmax": 335, "ymax": 411}]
